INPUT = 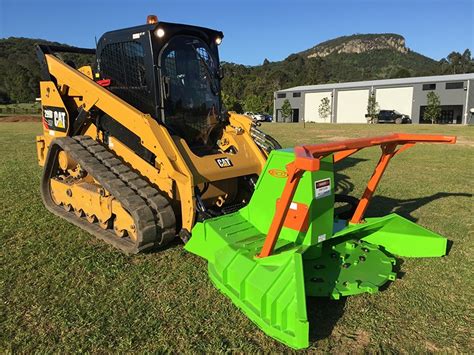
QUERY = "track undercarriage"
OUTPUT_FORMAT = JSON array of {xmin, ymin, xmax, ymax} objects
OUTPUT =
[{"xmin": 42, "ymin": 136, "xmax": 176, "ymax": 254}]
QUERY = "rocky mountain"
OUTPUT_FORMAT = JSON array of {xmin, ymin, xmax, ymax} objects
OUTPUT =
[{"xmin": 303, "ymin": 33, "xmax": 408, "ymax": 58}]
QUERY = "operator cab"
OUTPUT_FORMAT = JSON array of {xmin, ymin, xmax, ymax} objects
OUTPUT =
[{"xmin": 96, "ymin": 15, "xmax": 224, "ymax": 152}]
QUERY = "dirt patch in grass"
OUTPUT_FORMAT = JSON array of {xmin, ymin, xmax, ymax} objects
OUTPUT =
[
  {"xmin": 0, "ymin": 115, "xmax": 41, "ymax": 122},
  {"xmin": 325, "ymin": 136, "xmax": 353, "ymax": 141},
  {"xmin": 456, "ymin": 138, "xmax": 474, "ymax": 147},
  {"xmin": 425, "ymin": 341, "xmax": 440, "ymax": 351},
  {"xmin": 331, "ymin": 328, "xmax": 371, "ymax": 351}
]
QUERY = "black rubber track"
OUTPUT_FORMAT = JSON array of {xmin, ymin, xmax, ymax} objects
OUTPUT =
[{"xmin": 41, "ymin": 136, "xmax": 176, "ymax": 254}]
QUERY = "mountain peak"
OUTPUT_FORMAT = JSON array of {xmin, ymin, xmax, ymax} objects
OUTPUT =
[{"xmin": 303, "ymin": 33, "xmax": 408, "ymax": 58}]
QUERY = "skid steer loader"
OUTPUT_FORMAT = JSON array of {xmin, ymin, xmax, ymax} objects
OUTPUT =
[{"xmin": 36, "ymin": 15, "xmax": 456, "ymax": 349}]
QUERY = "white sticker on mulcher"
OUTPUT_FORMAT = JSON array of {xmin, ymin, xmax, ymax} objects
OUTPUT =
[{"xmin": 315, "ymin": 178, "xmax": 331, "ymax": 199}]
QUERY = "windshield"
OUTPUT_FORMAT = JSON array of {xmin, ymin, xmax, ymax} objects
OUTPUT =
[{"xmin": 160, "ymin": 36, "xmax": 221, "ymax": 147}]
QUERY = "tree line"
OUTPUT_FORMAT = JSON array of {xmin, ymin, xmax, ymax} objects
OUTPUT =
[
  {"xmin": 0, "ymin": 37, "xmax": 472, "ymax": 113},
  {"xmin": 0, "ymin": 37, "xmax": 94, "ymax": 104}
]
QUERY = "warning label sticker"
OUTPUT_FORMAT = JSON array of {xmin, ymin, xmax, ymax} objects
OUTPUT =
[{"xmin": 315, "ymin": 178, "xmax": 331, "ymax": 199}]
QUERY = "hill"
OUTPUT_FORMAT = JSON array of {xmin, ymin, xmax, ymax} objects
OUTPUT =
[
  {"xmin": 0, "ymin": 37, "xmax": 94, "ymax": 103},
  {"xmin": 221, "ymin": 33, "xmax": 472, "ymax": 113},
  {"xmin": 0, "ymin": 35, "xmax": 472, "ymax": 112}
]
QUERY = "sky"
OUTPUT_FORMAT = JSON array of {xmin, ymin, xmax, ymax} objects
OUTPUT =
[{"xmin": 1, "ymin": 0, "xmax": 473, "ymax": 65}]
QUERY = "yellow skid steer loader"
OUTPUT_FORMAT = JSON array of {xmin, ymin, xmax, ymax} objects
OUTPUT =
[{"xmin": 36, "ymin": 15, "xmax": 279, "ymax": 253}]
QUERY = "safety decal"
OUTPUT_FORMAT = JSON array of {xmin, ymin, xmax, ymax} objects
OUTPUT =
[{"xmin": 315, "ymin": 178, "xmax": 331, "ymax": 199}]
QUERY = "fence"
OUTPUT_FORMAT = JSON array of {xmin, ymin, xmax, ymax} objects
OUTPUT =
[{"xmin": 0, "ymin": 107, "xmax": 41, "ymax": 115}]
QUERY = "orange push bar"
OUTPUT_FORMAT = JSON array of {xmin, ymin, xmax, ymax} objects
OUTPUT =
[{"xmin": 257, "ymin": 134, "xmax": 456, "ymax": 258}]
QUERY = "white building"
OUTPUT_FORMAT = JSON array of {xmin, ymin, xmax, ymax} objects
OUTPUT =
[{"xmin": 274, "ymin": 73, "xmax": 474, "ymax": 124}]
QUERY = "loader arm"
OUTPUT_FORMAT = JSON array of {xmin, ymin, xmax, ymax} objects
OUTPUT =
[{"xmin": 42, "ymin": 53, "xmax": 198, "ymax": 229}]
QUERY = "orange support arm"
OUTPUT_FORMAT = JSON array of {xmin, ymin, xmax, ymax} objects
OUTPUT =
[{"xmin": 257, "ymin": 133, "xmax": 456, "ymax": 258}]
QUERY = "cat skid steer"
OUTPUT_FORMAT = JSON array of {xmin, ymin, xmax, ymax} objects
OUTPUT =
[{"xmin": 35, "ymin": 15, "xmax": 455, "ymax": 349}]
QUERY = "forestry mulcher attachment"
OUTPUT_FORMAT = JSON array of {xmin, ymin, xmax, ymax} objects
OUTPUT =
[{"xmin": 36, "ymin": 15, "xmax": 455, "ymax": 349}]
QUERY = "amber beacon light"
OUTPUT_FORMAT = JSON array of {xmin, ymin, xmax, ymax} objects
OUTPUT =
[{"xmin": 147, "ymin": 15, "xmax": 158, "ymax": 24}]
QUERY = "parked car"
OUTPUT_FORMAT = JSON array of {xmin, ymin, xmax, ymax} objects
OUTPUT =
[
  {"xmin": 244, "ymin": 111, "xmax": 255, "ymax": 119},
  {"xmin": 377, "ymin": 110, "xmax": 412, "ymax": 124},
  {"xmin": 263, "ymin": 114, "xmax": 273, "ymax": 122},
  {"xmin": 244, "ymin": 112, "xmax": 267, "ymax": 122}
]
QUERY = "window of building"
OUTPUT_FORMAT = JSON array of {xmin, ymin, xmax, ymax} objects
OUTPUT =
[
  {"xmin": 419, "ymin": 105, "xmax": 463, "ymax": 124},
  {"xmin": 276, "ymin": 108, "xmax": 299, "ymax": 123},
  {"xmin": 277, "ymin": 93, "xmax": 286, "ymax": 98},
  {"xmin": 445, "ymin": 82, "xmax": 464, "ymax": 90},
  {"xmin": 293, "ymin": 92, "xmax": 301, "ymax": 98},
  {"xmin": 422, "ymin": 83, "xmax": 436, "ymax": 91}
]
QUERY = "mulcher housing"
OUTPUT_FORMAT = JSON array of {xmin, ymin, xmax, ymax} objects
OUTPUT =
[{"xmin": 186, "ymin": 134, "xmax": 455, "ymax": 348}]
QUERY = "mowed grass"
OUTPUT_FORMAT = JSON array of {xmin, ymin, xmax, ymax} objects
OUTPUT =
[{"xmin": 1, "ymin": 122, "xmax": 473, "ymax": 352}]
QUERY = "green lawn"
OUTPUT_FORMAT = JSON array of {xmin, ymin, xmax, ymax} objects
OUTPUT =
[{"xmin": 1, "ymin": 122, "xmax": 473, "ymax": 352}]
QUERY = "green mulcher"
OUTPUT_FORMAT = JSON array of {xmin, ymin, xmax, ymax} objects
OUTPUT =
[{"xmin": 185, "ymin": 133, "xmax": 456, "ymax": 349}]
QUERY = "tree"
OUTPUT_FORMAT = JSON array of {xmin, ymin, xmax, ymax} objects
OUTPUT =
[
  {"xmin": 221, "ymin": 91, "xmax": 242, "ymax": 112},
  {"xmin": 366, "ymin": 93, "xmax": 379, "ymax": 123},
  {"xmin": 447, "ymin": 51, "xmax": 462, "ymax": 74},
  {"xmin": 461, "ymin": 49, "xmax": 474, "ymax": 73},
  {"xmin": 0, "ymin": 90, "xmax": 10, "ymax": 104},
  {"xmin": 424, "ymin": 91, "xmax": 441, "ymax": 124},
  {"xmin": 441, "ymin": 49, "xmax": 473, "ymax": 74},
  {"xmin": 280, "ymin": 99, "xmax": 292, "ymax": 121},
  {"xmin": 243, "ymin": 94, "xmax": 265, "ymax": 113},
  {"xmin": 318, "ymin": 97, "xmax": 331, "ymax": 122},
  {"xmin": 2, "ymin": 63, "xmax": 32, "ymax": 103},
  {"xmin": 390, "ymin": 67, "xmax": 411, "ymax": 79}
]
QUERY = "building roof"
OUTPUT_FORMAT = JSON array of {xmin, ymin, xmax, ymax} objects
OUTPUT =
[{"xmin": 278, "ymin": 73, "xmax": 474, "ymax": 93}]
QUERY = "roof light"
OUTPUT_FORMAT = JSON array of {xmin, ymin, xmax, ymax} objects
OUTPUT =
[
  {"xmin": 215, "ymin": 36, "xmax": 222, "ymax": 45},
  {"xmin": 147, "ymin": 15, "xmax": 158, "ymax": 24},
  {"xmin": 155, "ymin": 28, "xmax": 165, "ymax": 38}
]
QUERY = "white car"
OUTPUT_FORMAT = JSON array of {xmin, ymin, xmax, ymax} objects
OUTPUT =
[
  {"xmin": 244, "ymin": 112, "xmax": 266, "ymax": 121},
  {"xmin": 244, "ymin": 111, "xmax": 255, "ymax": 119}
]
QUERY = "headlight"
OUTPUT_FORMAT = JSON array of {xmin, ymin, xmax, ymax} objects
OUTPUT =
[
  {"xmin": 155, "ymin": 28, "xmax": 165, "ymax": 38},
  {"xmin": 215, "ymin": 37, "xmax": 222, "ymax": 45}
]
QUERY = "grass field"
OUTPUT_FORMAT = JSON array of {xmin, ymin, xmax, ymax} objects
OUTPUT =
[{"xmin": 1, "ymin": 122, "xmax": 473, "ymax": 352}]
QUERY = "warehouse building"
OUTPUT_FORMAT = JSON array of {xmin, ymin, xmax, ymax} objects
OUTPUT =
[{"xmin": 273, "ymin": 73, "xmax": 474, "ymax": 124}]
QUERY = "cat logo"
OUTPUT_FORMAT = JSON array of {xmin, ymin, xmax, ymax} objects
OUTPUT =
[
  {"xmin": 42, "ymin": 106, "xmax": 69, "ymax": 133},
  {"xmin": 215, "ymin": 157, "xmax": 233, "ymax": 168},
  {"xmin": 53, "ymin": 111, "xmax": 66, "ymax": 128}
]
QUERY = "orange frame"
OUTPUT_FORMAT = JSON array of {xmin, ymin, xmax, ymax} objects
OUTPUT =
[{"xmin": 257, "ymin": 133, "xmax": 456, "ymax": 258}]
